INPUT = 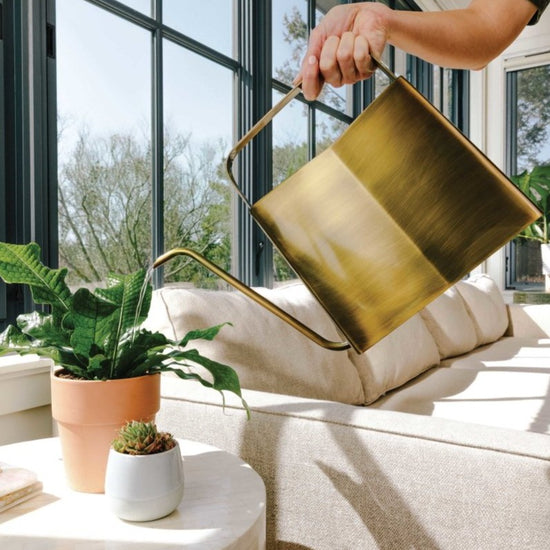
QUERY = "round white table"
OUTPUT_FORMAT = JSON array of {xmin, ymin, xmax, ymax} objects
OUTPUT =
[{"xmin": 0, "ymin": 437, "xmax": 266, "ymax": 549}]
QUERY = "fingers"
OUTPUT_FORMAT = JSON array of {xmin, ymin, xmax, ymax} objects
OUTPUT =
[
  {"xmin": 319, "ymin": 35, "xmax": 344, "ymax": 87},
  {"xmin": 320, "ymin": 33, "xmax": 376, "ymax": 87},
  {"xmin": 353, "ymin": 35, "xmax": 376, "ymax": 80}
]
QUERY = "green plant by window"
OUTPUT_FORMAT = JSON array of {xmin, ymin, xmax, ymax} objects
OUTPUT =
[{"xmin": 511, "ymin": 165, "xmax": 550, "ymax": 243}]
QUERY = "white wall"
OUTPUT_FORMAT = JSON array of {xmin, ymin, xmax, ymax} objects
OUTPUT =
[{"xmin": 471, "ymin": 9, "xmax": 550, "ymax": 288}]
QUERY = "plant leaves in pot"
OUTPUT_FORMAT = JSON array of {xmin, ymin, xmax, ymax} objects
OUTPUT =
[
  {"xmin": 511, "ymin": 165, "xmax": 550, "ymax": 290},
  {"xmin": 0, "ymin": 242, "xmax": 249, "ymax": 493},
  {"xmin": 105, "ymin": 420, "xmax": 184, "ymax": 521}
]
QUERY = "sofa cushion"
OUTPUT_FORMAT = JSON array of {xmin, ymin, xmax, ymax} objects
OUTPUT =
[
  {"xmin": 144, "ymin": 283, "xmax": 365, "ymax": 405},
  {"xmin": 456, "ymin": 274, "xmax": 508, "ymax": 346},
  {"xmin": 419, "ymin": 285, "xmax": 478, "ymax": 359},
  {"xmin": 369, "ymin": 336, "xmax": 550, "ymax": 435},
  {"xmin": 348, "ymin": 314, "xmax": 440, "ymax": 405}
]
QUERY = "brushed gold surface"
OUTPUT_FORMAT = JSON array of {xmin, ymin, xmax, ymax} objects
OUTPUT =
[
  {"xmin": 251, "ymin": 77, "xmax": 540, "ymax": 353},
  {"xmin": 158, "ymin": 71, "xmax": 540, "ymax": 354}
]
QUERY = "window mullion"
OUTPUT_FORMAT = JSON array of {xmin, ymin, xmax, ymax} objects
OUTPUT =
[
  {"xmin": 235, "ymin": 0, "xmax": 272, "ymax": 287},
  {"xmin": 505, "ymin": 70, "xmax": 518, "ymax": 288},
  {"xmin": 2, "ymin": 0, "xmax": 56, "ymax": 327},
  {"xmin": 151, "ymin": 0, "xmax": 163, "ymax": 288},
  {"xmin": 0, "ymin": 0, "xmax": 6, "ymax": 323}
]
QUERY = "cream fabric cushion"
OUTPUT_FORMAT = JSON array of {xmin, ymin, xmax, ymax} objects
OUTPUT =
[
  {"xmin": 348, "ymin": 314, "xmax": 440, "ymax": 404},
  {"xmin": 144, "ymin": 283, "xmax": 365, "ymax": 405},
  {"xmin": 370, "ymin": 336, "xmax": 550, "ymax": 436},
  {"xmin": 456, "ymin": 274, "xmax": 508, "ymax": 346},
  {"xmin": 507, "ymin": 303, "xmax": 550, "ymax": 338},
  {"xmin": 419, "ymin": 286, "xmax": 477, "ymax": 359}
]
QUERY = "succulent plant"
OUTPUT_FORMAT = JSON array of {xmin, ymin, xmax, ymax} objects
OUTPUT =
[{"xmin": 112, "ymin": 421, "xmax": 177, "ymax": 455}]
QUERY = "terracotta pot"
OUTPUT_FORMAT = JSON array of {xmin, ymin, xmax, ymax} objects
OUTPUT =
[{"xmin": 50, "ymin": 370, "xmax": 161, "ymax": 493}]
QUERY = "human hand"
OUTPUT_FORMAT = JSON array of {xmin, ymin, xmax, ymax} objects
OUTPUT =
[{"xmin": 296, "ymin": 3, "xmax": 391, "ymax": 101}]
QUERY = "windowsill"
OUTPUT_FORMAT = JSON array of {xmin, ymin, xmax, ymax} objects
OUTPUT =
[
  {"xmin": 0, "ymin": 355, "xmax": 53, "ymax": 416},
  {"xmin": 0, "ymin": 354, "xmax": 52, "ymax": 375}
]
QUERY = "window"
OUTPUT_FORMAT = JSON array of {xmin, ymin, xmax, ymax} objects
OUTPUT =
[
  {"xmin": 1, "ymin": 0, "xmax": 470, "ymax": 327},
  {"xmin": 56, "ymin": 0, "xmax": 237, "ymax": 291},
  {"xmin": 506, "ymin": 61, "xmax": 550, "ymax": 289}
]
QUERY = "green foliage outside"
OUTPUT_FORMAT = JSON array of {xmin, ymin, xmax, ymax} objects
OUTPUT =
[
  {"xmin": 515, "ymin": 65, "xmax": 550, "ymax": 172},
  {"xmin": 58, "ymin": 128, "xmax": 231, "ymax": 288}
]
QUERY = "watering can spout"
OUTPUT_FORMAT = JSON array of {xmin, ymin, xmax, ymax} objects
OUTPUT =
[{"xmin": 153, "ymin": 248, "xmax": 352, "ymax": 352}]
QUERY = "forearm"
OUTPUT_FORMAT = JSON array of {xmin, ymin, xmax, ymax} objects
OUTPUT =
[
  {"xmin": 299, "ymin": 0, "xmax": 539, "ymax": 100},
  {"xmin": 385, "ymin": 0, "xmax": 537, "ymax": 70}
]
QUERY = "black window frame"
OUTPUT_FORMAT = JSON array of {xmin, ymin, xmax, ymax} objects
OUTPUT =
[{"xmin": 0, "ymin": 0, "xmax": 470, "ymax": 327}]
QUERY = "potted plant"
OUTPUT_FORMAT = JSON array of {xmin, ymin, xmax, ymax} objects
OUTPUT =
[
  {"xmin": 104, "ymin": 420, "xmax": 184, "ymax": 521},
  {"xmin": 0, "ymin": 242, "xmax": 248, "ymax": 493},
  {"xmin": 511, "ymin": 165, "xmax": 550, "ymax": 290}
]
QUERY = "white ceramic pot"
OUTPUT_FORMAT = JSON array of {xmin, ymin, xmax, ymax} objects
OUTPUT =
[{"xmin": 104, "ymin": 442, "xmax": 184, "ymax": 522}]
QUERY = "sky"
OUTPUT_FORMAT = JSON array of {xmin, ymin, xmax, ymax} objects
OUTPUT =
[
  {"xmin": 56, "ymin": 0, "xmax": 309, "ymax": 156},
  {"xmin": 56, "ymin": 0, "xmax": 550, "ymax": 169}
]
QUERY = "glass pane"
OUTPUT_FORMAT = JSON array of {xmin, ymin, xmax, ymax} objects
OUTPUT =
[
  {"xmin": 509, "ymin": 64, "xmax": 550, "ymax": 290},
  {"xmin": 272, "ymin": 89, "xmax": 308, "ymax": 283},
  {"xmin": 56, "ymin": 0, "xmax": 151, "ymax": 287},
  {"xmin": 119, "ymin": 0, "xmax": 150, "ymax": 15},
  {"xmin": 273, "ymin": 0, "xmax": 307, "ymax": 86},
  {"xmin": 272, "ymin": 90, "xmax": 308, "ymax": 187},
  {"xmin": 515, "ymin": 65, "xmax": 550, "ymax": 172},
  {"xmin": 163, "ymin": 41, "xmax": 233, "ymax": 287},
  {"xmin": 393, "ymin": 49, "xmax": 407, "ymax": 78},
  {"xmin": 316, "ymin": 111, "xmax": 347, "ymax": 154},
  {"xmin": 374, "ymin": 48, "xmax": 392, "ymax": 98},
  {"xmin": 431, "ymin": 66, "xmax": 454, "ymax": 119},
  {"xmin": 163, "ymin": 1, "xmax": 233, "ymax": 57}
]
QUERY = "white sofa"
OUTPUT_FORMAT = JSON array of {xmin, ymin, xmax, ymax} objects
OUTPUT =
[{"xmin": 145, "ymin": 274, "xmax": 550, "ymax": 550}]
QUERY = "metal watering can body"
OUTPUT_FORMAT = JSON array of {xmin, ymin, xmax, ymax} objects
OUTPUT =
[{"xmin": 155, "ymin": 60, "xmax": 540, "ymax": 354}]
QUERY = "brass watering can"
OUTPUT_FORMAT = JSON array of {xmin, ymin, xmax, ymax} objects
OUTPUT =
[{"xmin": 155, "ymin": 58, "xmax": 540, "ymax": 354}]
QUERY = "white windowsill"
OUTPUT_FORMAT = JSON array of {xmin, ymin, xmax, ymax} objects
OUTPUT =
[{"xmin": 0, "ymin": 355, "xmax": 53, "ymax": 416}]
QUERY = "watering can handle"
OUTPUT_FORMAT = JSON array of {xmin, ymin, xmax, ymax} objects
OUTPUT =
[
  {"xmin": 225, "ymin": 56, "xmax": 396, "ymax": 204},
  {"xmin": 153, "ymin": 248, "xmax": 351, "ymax": 351}
]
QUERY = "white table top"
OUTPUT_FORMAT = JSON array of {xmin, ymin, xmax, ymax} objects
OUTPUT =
[{"xmin": 0, "ymin": 437, "xmax": 266, "ymax": 549}]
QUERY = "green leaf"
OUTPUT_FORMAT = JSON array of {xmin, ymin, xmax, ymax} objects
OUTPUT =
[
  {"xmin": 94, "ymin": 269, "xmax": 152, "ymax": 366},
  {"xmin": 0, "ymin": 324, "xmax": 34, "ymax": 351},
  {"xmin": 86, "ymin": 354, "xmax": 111, "ymax": 380},
  {"xmin": 179, "ymin": 323, "xmax": 231, "ymax": 347},
  {"xmin": 70, "ymin": 288, "xmax": 118, "ymax": 359},
  {"xmin": 114, "ymin": 329, "xmax": 169, "ymax": 378},
  {"xmin": 0, "ymin": 242, "xmax": 72, "ymax": 315},
  {"xmin": 512, "ymin": 165, "xmax": 550, "ymax": 243},
  {"xmin": 16, "ymin": 311, "xmax": 71, "ymax": 348},
  {"xmin": 0, "ymin": 323, "xmax": 83, "ymax": 373}
]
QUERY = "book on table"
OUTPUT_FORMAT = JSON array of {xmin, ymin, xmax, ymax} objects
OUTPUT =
[{"xmin": 0, "ymin": 462, "xmax": 43, "ymax": 512}]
